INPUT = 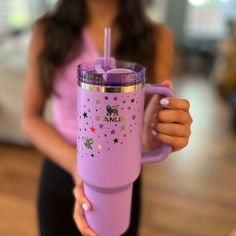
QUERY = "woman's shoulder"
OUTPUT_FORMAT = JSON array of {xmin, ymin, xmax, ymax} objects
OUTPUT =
[
  {"xmin": 32, "ymin": 18, "xmax": 48, "ymax": 40},
  {"xmin": 29, "ymin": 18, "xmax": 50, "ymax": 56},
  {"xmin": 153, "ymin": 23, "xmax": 175, "ymax": 81},
  {"xmin": 155, "ymin": 23, "xmax": 173, "ymax": 43},
  {"xmin": 152, "ymin": 23, "xmax": 174, "ymax": 54}
]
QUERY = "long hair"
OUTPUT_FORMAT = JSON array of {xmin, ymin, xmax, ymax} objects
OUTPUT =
[{"xmin": 37, "ymin": 0, "xmax": 157, "ymax": 97}]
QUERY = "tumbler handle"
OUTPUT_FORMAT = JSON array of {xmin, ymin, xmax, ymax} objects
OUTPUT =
[{"xmin": 141, "ymin": 83, "xmax": 175, "ymax": 165}]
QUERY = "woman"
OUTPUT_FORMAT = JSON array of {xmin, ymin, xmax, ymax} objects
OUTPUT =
[{"xmin": 22, "ymin": 0, "xmax": 192, "ymax": 235}]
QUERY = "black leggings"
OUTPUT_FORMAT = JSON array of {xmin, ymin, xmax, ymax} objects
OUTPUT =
[{"xmin": 37, "ymin": 158, "xmax": 141, "ymax": 236}]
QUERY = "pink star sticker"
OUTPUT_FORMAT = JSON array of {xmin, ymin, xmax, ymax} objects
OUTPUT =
[{"xmin": 90, "ymin": 126, "xmax": 96, "ymax": 133}]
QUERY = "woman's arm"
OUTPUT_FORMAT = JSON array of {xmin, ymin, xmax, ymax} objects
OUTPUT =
[
  {"xmin": 155, "ymin": 24, "xmax": 175, "ymax": 82},
  {"xmin": 143, "ymin": 24, "xmax": 192, "ymax": 151},
  {"xmin": 21, "ymin": 24, "xmax": 77, "ymax": 178},
  {"xmin": 23, "ymin": 24, "xmax": 97, "ymax": 236}
]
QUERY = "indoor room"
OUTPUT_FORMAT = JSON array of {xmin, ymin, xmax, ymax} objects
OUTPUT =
[{"xmin": 0, "ymin": 0, "xmax": 236, "ymax": 236}]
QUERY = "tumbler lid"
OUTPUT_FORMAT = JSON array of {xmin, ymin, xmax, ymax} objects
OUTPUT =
[{"xmin": 77, "ymin": 60, "xmax": 145, "ymax": 87}]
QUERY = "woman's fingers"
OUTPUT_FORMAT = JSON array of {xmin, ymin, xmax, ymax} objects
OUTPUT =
[
  {"xmin": 74, "ymin": 185, "xmax": 92, "ymax": 211},
  {"xmin": 73, "ymin": 202, "xmax": 97, "ymax": 236},
  {"xmin": 161, "ymin": 79, "xmax": 173, "ymax": 89},
  {"xmin": 157, "ymin": 133, "xmax": 189, "ymax": 151},
  {"xmin": 158, "ymin": 109, "xmax": 192, "ymax": 124},
  {"xmin": 143, "ymin": 94, "xmax": 192, "ymax": 151},
  {"xmin": 160, "ymin": 97, "xmax": 190, "ymax": 111},
  {"xmin": 156, "ymin": 123, "xmax": 191, "ymax": 137},
  {"xmin": 73, "ymin": 185, "xmax": 97, "ymax": 236}
]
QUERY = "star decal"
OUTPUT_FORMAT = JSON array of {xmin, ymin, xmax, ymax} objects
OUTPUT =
[
  {"xmin": 99, "ymin": 123, "xmax": 104, "ymax": 129},
  {"xmin": 97, "ymin": 144, "xmax": 102, "ymax": 150},
  {"xmin": 96, "ymin": 116, "xmax": 101, "ymax": 121},
  {"xmin": 83, "ymin": 112, "xmax": 88, "ymax": 118},
  {"xmin": 113, "ymin": 138, "xmax": 119, "ymax": 144},
  {"xmin": 90, "ymin": 126, "xmax": 96, "ymax": 133},
  {"xmin": 113, "ymin": 96, "xmax": 118, "ymax": 101},
  {"xmin": 105, "ymin": 96, "xmax": 109, "ymax": 100},
  {"xmin": 131, "ymin": 99, "xmax": 135, "ymax": 103},
  {"xmin": 123, "ymin": 100, "xmax": 126, "ymax": 104},
  {"xmin": 110, "ymin": 129, "xmax": 116, "ymax": 135},
  {"xmin": 120, "ymin": 125, "xmax": 126, "ymax": 131},
  {"xmin": 128, "ymin": 106, "xmax": 131, "ymax": 110},
  {"xmin": 132, "ymin": 114, "xmax": 136, "ymax": 120}
]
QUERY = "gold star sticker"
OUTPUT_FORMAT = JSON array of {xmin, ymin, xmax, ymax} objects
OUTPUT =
[
  {"xmin": 96, "ymin": 116, "xmax": 101, "ymax": 121},
  {"xmin": 97, "ymin": 144, "xmax": 102, "ymax": 150},
  {"xmin": 96, "ymin": 99, "xmax": 100, "ymax": 104},
  {"xmin": 120, "ymin": 125, "xmax": 126, "ymax": 131}
]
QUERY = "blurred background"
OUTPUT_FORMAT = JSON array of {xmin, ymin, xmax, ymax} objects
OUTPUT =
[{"xmin": 0, "ymin": 0, "xmax": 236, "ymax": 235}]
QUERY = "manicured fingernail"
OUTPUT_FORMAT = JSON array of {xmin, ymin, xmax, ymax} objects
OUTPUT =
[
  {"xmin": 82, "ymin": 203, "xmax": 89, "ymax": 211},
  {"xmin": 161, "ymin": 79, "xmax": 171, "ymax": 84},
  {"xmin": 160, "ymin": 98, "xmax": 169, "ymax": 106},
  {"xmin": 150, "ymin": 122, "xmax": 156, "ymax": 128},
  {"xmin": 151, "ymin": 129, "xmax": 157, "ymax": 136}
]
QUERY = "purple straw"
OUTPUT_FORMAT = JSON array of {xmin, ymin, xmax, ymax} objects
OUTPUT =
[
  {"xmin": 104, "ymin": 28, "xmax": 111, "ymax": 68},
  {"xmin": 95, "ymin": 28, "xmax": 113, "ymax": 81}
]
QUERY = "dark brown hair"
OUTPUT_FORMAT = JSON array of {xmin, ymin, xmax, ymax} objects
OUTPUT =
[{"xmin": 37, "ymin": 0, "xmax": 157, "ymax": 97}]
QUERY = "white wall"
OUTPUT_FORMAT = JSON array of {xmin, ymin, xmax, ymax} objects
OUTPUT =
[{"xmin": 146, "ymin": 0, "xmax": 169, "ymax": 23}]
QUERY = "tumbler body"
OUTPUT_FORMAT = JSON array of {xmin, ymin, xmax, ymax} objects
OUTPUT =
[
  {"xmin": 77, "ymin": 85, "xmax": 144, "ymax": 235},
  {"xmin": 77, "ymin": 61, "xmax": 173, "ymax": 235},
  {"xmin": 77, "ymin": 87, "xmax": 144, "ymax": 188}
]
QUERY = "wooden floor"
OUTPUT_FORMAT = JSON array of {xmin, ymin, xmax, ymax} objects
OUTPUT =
[
  {"xmin": 1, "ymin": 77, "xmax": 236, "ymax": 236},
  {"xmin": 0, "ymin": 145, "xmax": 42, "ymax": 236}
]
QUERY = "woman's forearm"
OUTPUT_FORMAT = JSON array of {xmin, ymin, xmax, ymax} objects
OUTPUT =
[{"xmin": 22, "ymin": 116, "xmax": 76, "ymax": 174}]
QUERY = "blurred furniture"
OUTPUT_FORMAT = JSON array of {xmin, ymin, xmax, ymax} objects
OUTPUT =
[
  {"xmin": 0, "ymin": 31, "xmax": 52, "ymax": 145},
  {"xmin": 212, "ymin": 21, "xmax": 236, "ymax": 130},
  {"xmin": 185, "ymin": 39, "xmax": 217, "ymax": 75},
  {"xmin": 0, "ymin": 32, "xmax": 29, "ymax": 144},
  {"xmin": 0, "ymin": 32, "xmax": 30, "ymax": 144}
]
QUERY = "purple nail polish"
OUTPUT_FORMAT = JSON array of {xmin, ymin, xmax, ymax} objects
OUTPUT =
[
  {"xmin": 160, "ymin": 98, "xmax": 169, "ymax": 106},
  {"xmin": 151, "ymin": 129, "xmax": 157, "ymax": 136},
  {"xmin": 82, "ymin": 203, "xmax": 89, "ymax": 211}
]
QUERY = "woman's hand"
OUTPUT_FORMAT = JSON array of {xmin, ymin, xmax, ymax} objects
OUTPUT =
[
  {"xmin": 73, "ymin": 180, "xmax": 97, "ymax": 236},
  {"xmin": 70, "ymin": 151, "xmax": 97, "ymax": 236},
  {"xmin": 143, "ymin": 80, "xmax": 192, "ymax": 152}
]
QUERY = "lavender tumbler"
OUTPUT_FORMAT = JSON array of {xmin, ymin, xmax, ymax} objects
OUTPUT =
[{"xmin": 77, "ymin": 61, "xmax": 174, "ymax": 236}]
